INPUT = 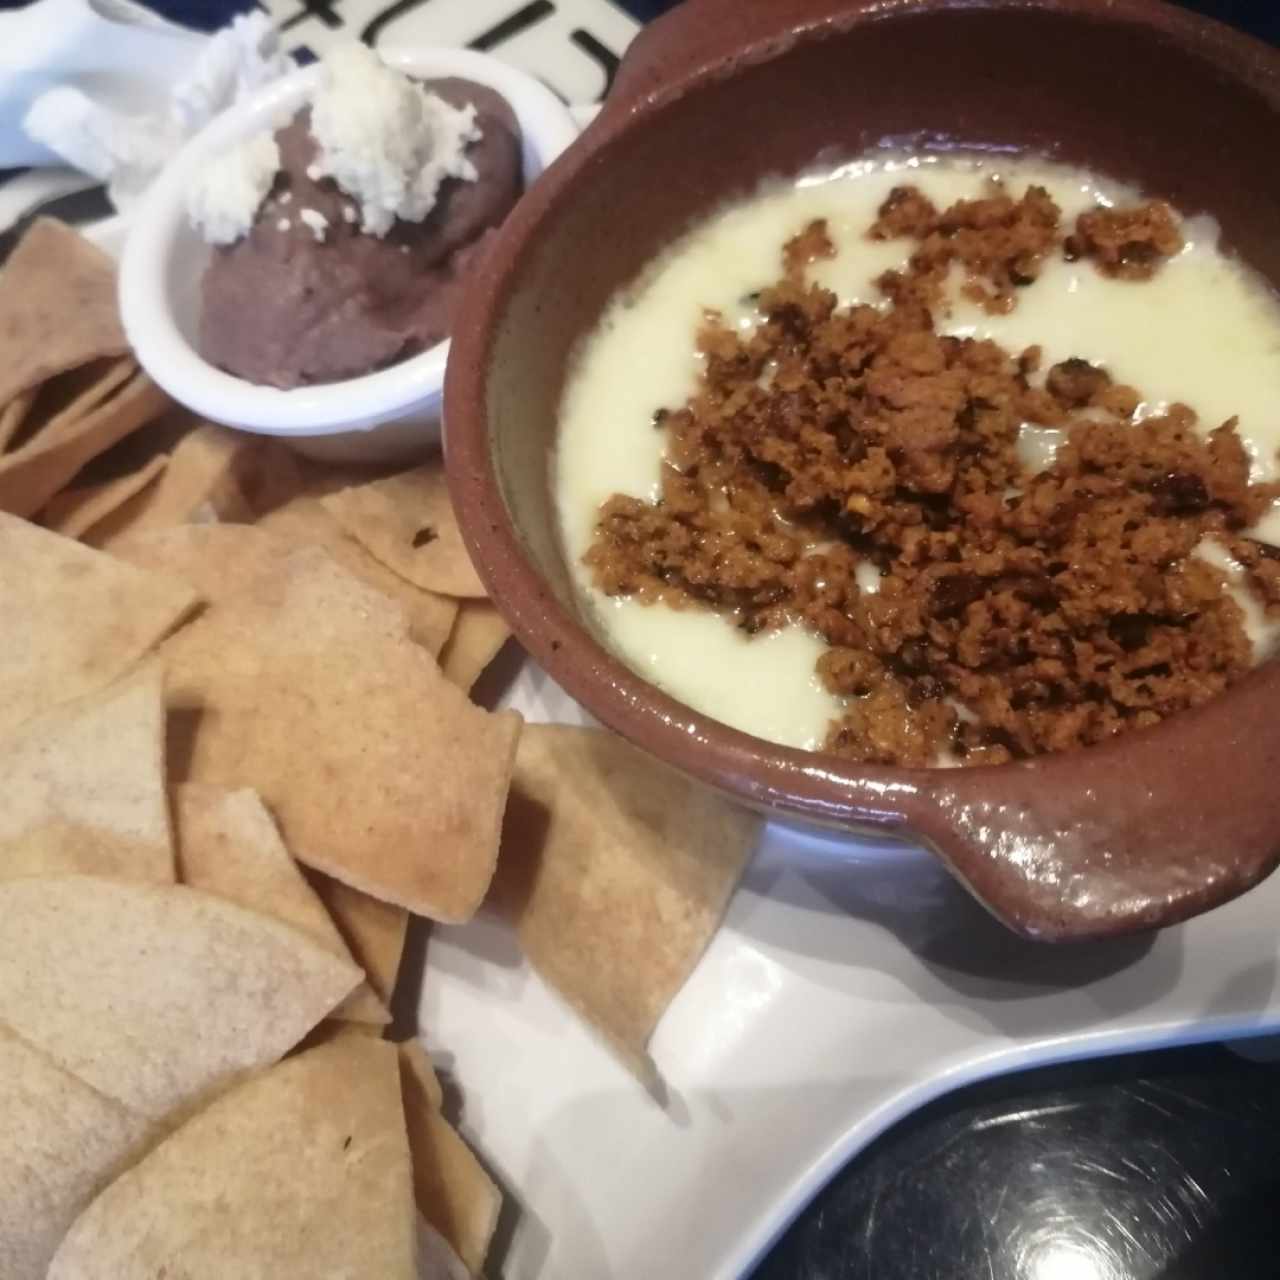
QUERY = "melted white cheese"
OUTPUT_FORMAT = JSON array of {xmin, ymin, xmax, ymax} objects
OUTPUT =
[
  {"xmin": 589, "ymin": 599, "xmax": 841, "ymax": 749},
  {"xmin": 556, "ymin": 153, "xmax": 1280, "ymax": 749},
  {"xmin": 1195, "ymin": 538, "xmax": 1280, "ymax": 661}
]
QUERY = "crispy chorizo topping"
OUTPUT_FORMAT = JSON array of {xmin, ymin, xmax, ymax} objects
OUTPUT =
[{"xmin": 585, "ymin": 187, "xmax": 1276, "ymax": 766}]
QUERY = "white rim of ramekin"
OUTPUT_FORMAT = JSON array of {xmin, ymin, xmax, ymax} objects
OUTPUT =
[{"xmin": 119, "ymin": 46, "xmax": 580, "ymax": 437}]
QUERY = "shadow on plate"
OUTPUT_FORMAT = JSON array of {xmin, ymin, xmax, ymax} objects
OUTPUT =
[{"xmin": 729, "ymin": 843, "xmax": 1187, "ymax": 1040}]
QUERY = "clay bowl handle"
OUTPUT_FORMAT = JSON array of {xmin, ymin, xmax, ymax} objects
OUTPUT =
[{"xmin": 899, "ymin": 659, "xmax": 1280, "ymax": 940}]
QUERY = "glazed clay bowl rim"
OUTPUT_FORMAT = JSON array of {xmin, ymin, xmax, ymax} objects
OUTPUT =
[{"xmin": 446, "ymin": 0, "xmax": 1280, "ymax": 940}]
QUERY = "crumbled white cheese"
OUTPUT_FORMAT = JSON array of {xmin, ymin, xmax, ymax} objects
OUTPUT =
[
  {"xmin": 342, "ymin": 205, "xmax": 357, "ymax": 224},
  {"xmin": 280, "ymin": 191, "xmax": 293, "ymax": 206},
  {"xmin": 277, "ymin": 217, "xmax": 291, "ymax": 232},
  {"xmin": 186, "ymin": 131, "xmax": 280, "ymax": 245},
  {"xmin": 299, "ymin": 208, "xmax": 329, "ymax": 242},
  {"xmin": 307, "ymin": 42, "xmax": 482, "ymax": 237}
]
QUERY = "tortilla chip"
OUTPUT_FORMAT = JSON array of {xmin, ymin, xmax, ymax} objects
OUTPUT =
[
  {"xmin": 309, "ymin": 871, "xmax": 409, "ymax": 1007},
  {"xmin": 13, "ymin": 356, "xmax": 137, "ymax": 452},
  {"xmin": 293, "ymin": 1019, "xmax": 384, "ymax": 1055},
  {"xmin": 68, "ymin": 402, "xmax": 196, "ymax": 481},
  {"xmin": 0, "ymin": 1025, "xmax": 155, "ymax": 1280},
  {"xmin": 41, "ymin": 453, "xmax": 168, "ymax": 539},
  {"xmin": 440, "ymin": 600, "xmax": 512, "ymax": 691},
  {"xmin": 48, "ymin": 1037, "xmax": 418, "ymax": 1280},
  {"xmin": 110, "ymin": 522, "xmax": 298, "ymax": 602},
  {"xmin": 0, "ymin": 369, "xmax": 171, "ymax": 518},
  {"xmin": 257, "ymin": 495, "xmax": 457, "ymax": 655},
  {"xmin": 398, "ymin": 1041, "xmax": 501, "ymax": 1275},
  {"xmin": 0, "ymin": 387, "xmax": 35, "ymax": 451},
  {"xmin": 225, "ymin": 437, "xmax": 306, "ymax": 519},
  {"xmin": 296, "ymin": 456, "xmax": 400, "ymax": 498},
  {"xmin": 85, "ymin": 421, "xmax": 253, "ymax": 544},
  {"xmin": 491, "ymin": 725, "xmax": 759, "ymax": 1077},
  {"xmin": 0, "ymin": 664, "xmax": 172, "ymax": 882},
  {"xmin": 0, "ymin": 513, "xmax": 198, "ymax": 739},
  {"xmin": 320, "ymin": 463, "xmax": 487, "ymax": 599},
  {"xmin": 0, "ymin": 875, "xmax": 360, "ymax": 1120},
  {"xmin": 0, "ymin": 220, "xmax": 127, "ymax": 411},
  {"xmin": 163, "ymin": 548, "xmax": 520, "ymax": 920},
  {"xmin": 83, "ymin": 423, "xmax": 300, "ymax": 549},
  {"xmin": 398, "ymin": 1038, "xmax": 445, "ymax": 1109},
  {"xmin": 175, "ymin": 785, "xmax": 389, "ymax": 1025}
]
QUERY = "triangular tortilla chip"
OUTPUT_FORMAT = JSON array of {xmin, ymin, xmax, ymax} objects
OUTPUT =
[
  {"xmin": 220, "ymin": 434, "xmax": 305, "ymax": 520},
  {"xmin": 84, "ymin": 422, "xmax": 259, "ymax": 547},
  {"xmin": 0, "ymin": 875, "xmax": 360, "ymax": 1120},
  {"xmin": 175, "ymin": 784, "xmax": 388, "ymax": 1025},
  {"xmin": 0, "ymin": 1024, "xmax": 155, "ymax": 1280},
  {"xmin": 0, "ymin": 664, "xmax": 172, "ymax": 882},
  {"xmin": 309, "ymin": 871, "xmax": 409, "ymax": 1007},
  {"xmin": 110, "ymin": 522, "xmax": 298, "ymax": 602},
  {"xmin": 0, "ymin": 368, "xmax": 171, "ymax": 518},
  {"xmin": 295, "ymin": 456, "xmax": 397, "ymax": 499},
  {"xmin": 491, "ymin": 725, "xmax": 759, "ymax": 1078},
  {"xmin": 64, "ymin": 401, "xmax": 195, "ymax": 482},
  {"xmin": 112, "ymin": 519, "xmax": 453, "ymax": 664},
  {"xmin": 0, "ymin": 220, "xmax": 127, "ymax": 411},
  {"xmin": 293, "ymin": 1019, "xmax": 383, "ymax": 1055},
  {"xmin": 398, "ymin": 1038, "xmax": 445, "ymax": 1109},
  {"xmin": 0, "ymin": 513, "xmax": 198, "ymax": 738},
  {"xmin": 162, "ymin": 547, "xmax": 520, "ymax": 921},
  {"xmin": 440, "ymin": 600, "xmax": 512, "ymax": 692},
  {"xmin": 48, "ymin": 1037, "xmax": 418, "ymax": 1280},
  {"xmin": 398, "ymin": 1041, "xmax": 501, "ymax": 1275},
  {"xmin": 258, "ymin": 495, "xmax": 457, "ymax": 655},
  {"xmin": 320, "ymin": 463, "xmax": 487, "ymax": 599},
  {"xmin": 0, "ymin": 387, "xmax": 35, "ymax": 451},
  {"xmin": 41, "ymin": 453, "xmax": 168, "ymax": 539},
  {"xmin": 14, "ymin": 356, "xmax": 137, "ymax": 453}
]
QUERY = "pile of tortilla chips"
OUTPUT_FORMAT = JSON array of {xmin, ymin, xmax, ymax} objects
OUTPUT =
[{"xmin": 0, "ymin": 221, "xmax": 760, "ymax": 1277}]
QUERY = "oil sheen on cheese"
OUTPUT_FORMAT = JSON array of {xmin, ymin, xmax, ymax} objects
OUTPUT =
[{"xmin": 554, "ymin": 152, "xmax": 1280, "ymax": 750}]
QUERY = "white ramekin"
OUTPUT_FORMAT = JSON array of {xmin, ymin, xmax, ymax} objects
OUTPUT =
[{"xmin": 119, "ymin": 46, "xmax": 579, "ymax": 463}]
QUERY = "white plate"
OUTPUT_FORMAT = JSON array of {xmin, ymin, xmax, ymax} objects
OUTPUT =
[
  {"xmin": 87, "ymin": 182, "xmax": 1280, "ymax": 1280},
  {"xmin": 422, "ymin": 656, "xmax": 1280, "ymax": 1280}
]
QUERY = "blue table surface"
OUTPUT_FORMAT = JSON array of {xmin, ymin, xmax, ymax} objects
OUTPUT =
[{"xmin": 9, "ymin": 2, "xmax": 1279, "ymax": 1277}]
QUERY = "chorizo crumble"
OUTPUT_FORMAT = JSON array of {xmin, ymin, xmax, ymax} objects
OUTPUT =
[{"xmin": 584, "ymin": 180, "xmax": 1280, "ymax": 767}]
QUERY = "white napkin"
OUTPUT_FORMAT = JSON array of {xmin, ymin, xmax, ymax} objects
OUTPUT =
[
  {"xmin": 10, "ymin": 2, "xmax": 290, "ymax": 210},
  {"xmin": 0, "ymin": 0, "xmax": 202, "ymax": 169}
]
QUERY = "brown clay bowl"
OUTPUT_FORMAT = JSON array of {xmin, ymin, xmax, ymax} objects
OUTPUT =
[{"xmin": 445, "ymin": 0, "xmax": 1280, "ymax": 941}]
